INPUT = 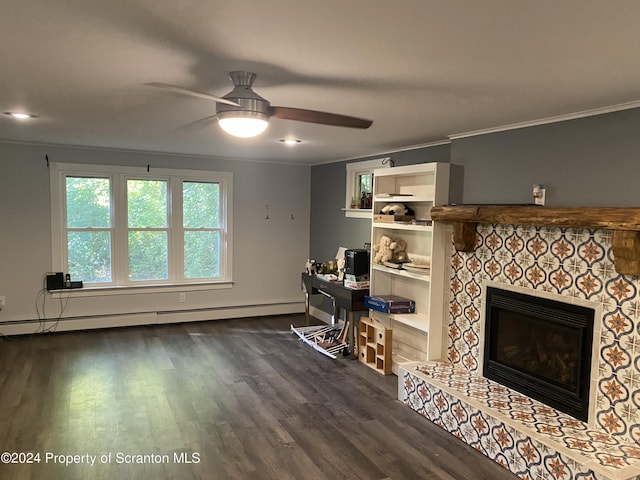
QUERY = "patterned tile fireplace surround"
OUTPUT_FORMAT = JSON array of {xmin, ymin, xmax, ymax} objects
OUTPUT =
[{"xmin": 399, "ymin": 222, "xmax": 640, "ymax": 480}]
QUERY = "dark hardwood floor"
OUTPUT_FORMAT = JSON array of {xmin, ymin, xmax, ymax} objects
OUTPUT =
[{"xmin": 0, "ymin": 314, "xmax": 518, "ymax": 480}]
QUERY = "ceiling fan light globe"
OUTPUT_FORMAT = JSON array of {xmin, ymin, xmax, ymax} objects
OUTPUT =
[{"xmin": 218, "ymin": 116, "xmax": 269, "ymax": 138}]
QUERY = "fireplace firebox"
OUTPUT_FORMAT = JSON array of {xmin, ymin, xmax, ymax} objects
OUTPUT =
[{"xmin": 483, "ymin": 287, "xmax": 594, "ymax": 421}]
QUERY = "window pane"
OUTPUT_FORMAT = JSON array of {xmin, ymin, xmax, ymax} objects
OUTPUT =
[
  {"xmin": 358, "ymin": 173, "xmax": 372, "ymax": 195},
  {"xmin": 183, "ymin": 181, "xmax": 219, "ymax": 228},
  {"xmin": 66, "ymin": 177, "xmax": 111, "ymax": 228},
  {"xmin": 358, "ymin": 173, "xmax": 373, "ymax": 208},
  {"xmin": 184, "ymin": 231, "xmax": 220, "ymax": 278},
  {"xmin": 67, "ymin": 231, "xmax": 111, "ymax": 282},
  {"xmin": 127, "ymin": 179, "xmax": 167, "ymax": 228},
  {"xmin": 128, "ymin": 231, "xmax": 168, "ymax": 281}
]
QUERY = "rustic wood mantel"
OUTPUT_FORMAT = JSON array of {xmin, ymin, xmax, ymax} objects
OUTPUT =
[{"xmin": 430, "ymin": 205, "xmax": 640, "ymax": 276}]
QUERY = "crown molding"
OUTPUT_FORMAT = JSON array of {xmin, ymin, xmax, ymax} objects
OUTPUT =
[
  {"xmin": 314, "ymin": 139, "xmax": 452, "ymax": 166},
  {"xmin": 448, "ymin": 100, "xmax": 640, "ymax": 140}
]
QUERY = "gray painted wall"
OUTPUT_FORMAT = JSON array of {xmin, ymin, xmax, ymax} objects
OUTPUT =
[
  {"xmin": 451, "ymin": 108, "xmax": 640, "ymax": 206},
  {"xmin": 0, "ymin": 142, "xmax": 310, "ymax": 323}
]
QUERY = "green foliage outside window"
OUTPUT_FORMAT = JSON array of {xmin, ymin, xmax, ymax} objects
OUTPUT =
[
  {"xmin": 127, "ymin": 179, "xmax": 167, "ymax": 228},
  {"xmin": 66, "ymin": 177, "xmax": 112, "ymax": 282},
  {"xmin": 64, "ymin": 175, "xmax": 223, "ymax": 284},
  {"xmin": 128, "ymin": 231, "xmax": 168, "ymax": 281},
  {"xmin": 183, "ymin": 181, "xmax": 219, "ymax": 228},
  {"xmin": 67, "ymin": 231, "xmax": 111, "ymax": 283},
  {"xmin": 183, "ymin": 182, "xmax": 221, "ymax": 279},
  {"xmin": 358, "ymin": 173, "xmax": 372, "ymax": 197},
  {"xmin": 127, "ymin": 179, "xmax": 168, "ymax": 281},
  {"xmin": 66, "ymin": 176, "xmax": 110, "ymax": 228},
  {"xmin": 184, "ymin": 231, "xmax": 220, "ymax": 278}
]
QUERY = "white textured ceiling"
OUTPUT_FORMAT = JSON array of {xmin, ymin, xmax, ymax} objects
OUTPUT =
[{"xmin": 2, "ymin": 0, "xmax": 640, "ymax": 165}]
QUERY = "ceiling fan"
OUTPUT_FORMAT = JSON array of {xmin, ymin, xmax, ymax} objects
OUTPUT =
[{"xmin": 147, "ymin": 71, "xmax": 373, "ymax": 138}]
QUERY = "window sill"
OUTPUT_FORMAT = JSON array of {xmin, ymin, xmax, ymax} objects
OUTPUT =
[
  {"xmin": 49, "ymin": 281, "xmax": 233, "ymax": 298},
  {"xmin": 342, "ymin": 208, "xmax": 372, "ymax": 219}
]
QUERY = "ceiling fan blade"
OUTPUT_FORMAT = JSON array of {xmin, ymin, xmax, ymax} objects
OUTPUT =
[
  {"xmin": 270, "ymin": 106, "xmax": 373, "ymax": 129},
  {"xmin": 176, "ymin": 114, "xmax": 219, "ymax": 132},
  {"xmin": 145, "ymin": 82, "xmax": 241, "ymax": 107}
]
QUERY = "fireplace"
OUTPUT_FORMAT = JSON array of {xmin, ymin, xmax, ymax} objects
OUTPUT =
[{"xmin": 483, "ymin": 286, "xmax": 594, "ymax": 421}]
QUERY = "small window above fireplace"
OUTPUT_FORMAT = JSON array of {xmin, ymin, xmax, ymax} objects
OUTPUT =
[{"xmin": 483, "ymin": 287, "xmax": 595, "ymax": 422}]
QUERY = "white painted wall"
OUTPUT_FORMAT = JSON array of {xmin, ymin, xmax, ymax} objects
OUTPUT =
[{"xmin": 0, "ymin": 142, "xmax": 310, "ymax": 332}]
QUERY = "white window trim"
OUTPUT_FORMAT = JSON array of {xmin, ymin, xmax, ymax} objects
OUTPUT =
[
  {"xmin": 343, "ymin": 157, "xmax": 389, "ymax": 218},
  {"xmin": 50, "ymin": 162, "xmax": 233, "ymax": 292}
]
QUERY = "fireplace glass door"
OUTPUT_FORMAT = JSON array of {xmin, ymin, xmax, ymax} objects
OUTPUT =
[{"xmin": 483, "ymin": 287, "xmax": 594, "ymax": 421}]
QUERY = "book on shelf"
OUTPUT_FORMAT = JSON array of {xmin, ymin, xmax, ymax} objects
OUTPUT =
[{"xmin": 365, "ymin": 294, "xmax": 415, "ymax": 313}]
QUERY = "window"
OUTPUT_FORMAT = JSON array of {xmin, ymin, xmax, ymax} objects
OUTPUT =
[
  {"xmin": 127, "ymin": 178, "xmax": 169, "ymax": 281},
  {"xmin": 357, "ymin": 171, "xmax": 373, "ymax": 205},
  {"xmin": 51, "ymin": 163, "xmax": 233, "ymax": 288},
  {"xmin": 344, "ymin": 157, "xmax": 390, "ymax": 218},
  {"xmin": 65, "ymin": 176, "xmax": 112, "ymax": 283},
  {"xmin": 182, "ymin": 181, "xmax": 222, "ymax": 279}
]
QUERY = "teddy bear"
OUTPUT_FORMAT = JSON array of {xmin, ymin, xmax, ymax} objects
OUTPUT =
[
  {"xmin": 373, "ymin": 235, "xmax": 408, "ymax": 264},
  {"xmin": 372, "ymin": 235, "xmax": 393, "ymax": 264},
  {"xmin": 389, "ymin": 237, "xmax": 408, "ymax": 262}
]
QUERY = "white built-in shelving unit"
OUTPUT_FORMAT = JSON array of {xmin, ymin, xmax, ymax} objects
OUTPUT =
[{"xmin": 369, "ymin": 162, "xmax": 452, "ymax": 369}]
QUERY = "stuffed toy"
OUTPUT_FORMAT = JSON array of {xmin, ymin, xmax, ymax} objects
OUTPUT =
[
  {"xmin": 389, "ymin": 238, "xmax": 408, "ymax": 262},
  {"xmin": 372, "ymin": 235, "xmax": 409, "ymax": 264},
  {"xmin": 305, "ymin": 259, "xmax": 317, "ymax": 275},
  {"xmin": 372, "ymin": 235, "xmax": 393, "ymax": 264},
  {"xmin": 336, "ymin": 257, "xmax": 345, "ymax": 280},
  {"xmin": 379, "ymin": 203, "xmax": 414, "ymax": 216}
]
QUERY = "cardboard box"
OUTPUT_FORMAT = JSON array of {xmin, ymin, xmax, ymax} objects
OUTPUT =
[
  {"xmin": 345, "ymin": 273, "xmax": 369, "ymax": 282},
  {"xmin": 373, "ymin": 214, "xmax": 415, "ymax": 223},
  {"xmin": 365, "ymin": 295, "xmax": 415, "ymax": 314},
  {"xmin": 344, "ymin": 280, "xmax": 370, "ymax": 290}
]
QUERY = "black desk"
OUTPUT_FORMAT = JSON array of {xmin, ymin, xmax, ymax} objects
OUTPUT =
[{"xmin": 301, "ymin": 273, "xmax": 369, "ymax": 356}]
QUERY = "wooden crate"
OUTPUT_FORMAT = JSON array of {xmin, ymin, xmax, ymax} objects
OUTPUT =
[{"xmin": 358, "ymin": 316, "xmax": 392, "ymax": 374}]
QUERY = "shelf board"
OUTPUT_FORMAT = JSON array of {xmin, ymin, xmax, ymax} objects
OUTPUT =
[
  {"xmin": 371, "ymin": 263, "xmax": 431, "ymax": 281},
  {"xmin": 390, "ymin": 313, "xmax": 429, "ymax": 332},
  {"xmin": 374, "ymin": 163, "xmax": 440, "ymax": 177},
  {"xmin": 374, "ymin": 195, "xmax": 433, "ymax": 203},
  {"xmin": 394, "ymin": 355, "xmax": 420, "ymax": 366},
  {"xmin": 372, "ymin": 222, "xmax": 432, "ymax": 232}
]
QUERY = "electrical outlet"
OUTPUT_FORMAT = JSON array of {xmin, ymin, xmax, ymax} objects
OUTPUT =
[
  {"xmin": 179, "ymin": 292, "xmax": 186, "ymax": 303},
  {"xmin": 0, "ymin": 296, "xmax": 5, "ymax": 307}
]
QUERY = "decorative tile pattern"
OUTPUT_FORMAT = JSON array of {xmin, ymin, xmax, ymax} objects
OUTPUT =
[
  {"xmin": 400, "ymin": 362, "xmax": 640, "ymax": 480},
  {"xmin": 447, "ymin": 224, "xmax": 640, "ymax": 447}
]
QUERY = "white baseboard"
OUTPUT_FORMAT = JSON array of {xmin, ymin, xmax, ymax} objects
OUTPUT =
[
  {"xmin": 0, "ymin": 302, "xmax": 305, "ymax": 336},
  {"xmin": 157, "ymin": 303, "xmax": 303, "ymax": 323}
]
